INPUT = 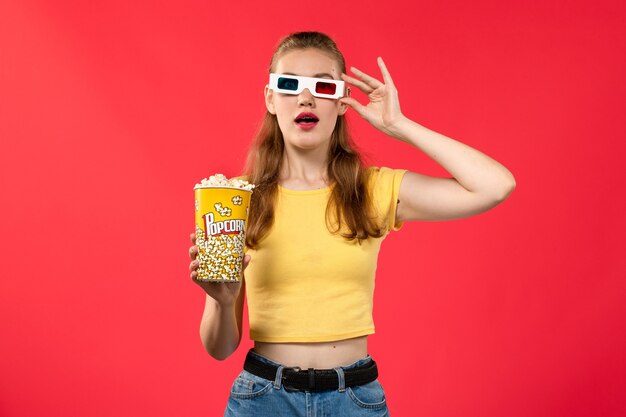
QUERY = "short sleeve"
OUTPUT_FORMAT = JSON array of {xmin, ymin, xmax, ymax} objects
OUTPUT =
[{"xmin": 367, "ymin": 166, "xmax": 408, "ymax": 233}]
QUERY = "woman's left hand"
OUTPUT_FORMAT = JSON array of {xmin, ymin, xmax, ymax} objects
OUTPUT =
[{"xmin": 340, "ymin": 57, "xmax": 408, "ymax": 139}]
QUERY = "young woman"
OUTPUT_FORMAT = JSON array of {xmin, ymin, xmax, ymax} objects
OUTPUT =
[{"xmin": 188, "ymin": 31, "xmax": 515, "ymax": 416}]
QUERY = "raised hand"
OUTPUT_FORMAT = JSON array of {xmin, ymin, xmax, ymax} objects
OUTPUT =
[{"xmin": 340, "ymin": 57, "xmax": 408, "ymax": 139}]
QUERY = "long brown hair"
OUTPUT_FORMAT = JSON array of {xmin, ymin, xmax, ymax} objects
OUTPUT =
[{"xmin": 243, "ymin": 31, "xmax": 385, "ymax": 249}]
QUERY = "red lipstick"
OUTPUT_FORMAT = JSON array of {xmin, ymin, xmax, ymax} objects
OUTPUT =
[{"xmin": 294, "ymin": 112, "xmax": 319, "ymax": 130}]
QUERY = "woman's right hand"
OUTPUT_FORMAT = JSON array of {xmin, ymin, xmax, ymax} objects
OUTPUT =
[{"xmin": 188, "ymin": 232, "xmax": 250, "ymax": 306}]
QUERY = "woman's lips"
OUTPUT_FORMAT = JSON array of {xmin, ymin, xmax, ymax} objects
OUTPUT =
[
  {"xmin": 294, "ymin": 112, "xmax": 319, "ymax": 130},
  {"xmin": 295, "ymin": 120, "xmax": 318, "ymax": 130}
]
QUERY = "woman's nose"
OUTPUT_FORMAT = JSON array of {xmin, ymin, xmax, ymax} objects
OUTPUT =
[{"xmin": 297, "ymin": 88, "xmax": 315, "ymax": 106}]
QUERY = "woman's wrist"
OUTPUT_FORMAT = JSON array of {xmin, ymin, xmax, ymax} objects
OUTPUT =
[{"xmin": 387, "ymin": 115, "xmax": 420, "ymax": 143}]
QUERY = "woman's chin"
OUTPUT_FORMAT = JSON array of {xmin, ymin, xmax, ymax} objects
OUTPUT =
[{"xmin": 285, "ymin": 134, "xmax": 330, "ymax": 151}]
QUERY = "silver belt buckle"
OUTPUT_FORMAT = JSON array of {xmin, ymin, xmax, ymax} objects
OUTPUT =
[{"xmin": 282, "ymin": 366, "xmax": 303, "ymax": 391}]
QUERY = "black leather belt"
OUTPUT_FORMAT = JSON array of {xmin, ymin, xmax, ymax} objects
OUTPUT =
[{"xmin": 243, "ymin": 350, "xmax": 378, "ymax": 392}]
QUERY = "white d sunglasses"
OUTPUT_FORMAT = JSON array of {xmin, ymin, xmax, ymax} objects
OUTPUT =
[{"xmin": 269, "ymin": 73, "xmax": 346, "ymax": 99}]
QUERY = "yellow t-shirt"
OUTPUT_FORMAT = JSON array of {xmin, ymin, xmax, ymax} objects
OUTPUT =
[{"xmin": 243, "ymin": 166, "xmax": 407, "ymax": 343}]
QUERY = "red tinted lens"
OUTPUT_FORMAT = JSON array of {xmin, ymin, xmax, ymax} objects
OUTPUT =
[{"xmin": 315, "ymin": 81, "xmax": 337, "ymax": 95}]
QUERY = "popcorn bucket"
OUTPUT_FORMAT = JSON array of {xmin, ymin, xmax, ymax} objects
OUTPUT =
[{"xmin": 194, "ymin": 186, "xmax": 252, "ymax": 282}]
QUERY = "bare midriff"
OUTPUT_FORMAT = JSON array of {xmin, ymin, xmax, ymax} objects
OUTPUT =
[{"xmin": 253, "ymin": 335, "xmax": 369, "ymax": 369}]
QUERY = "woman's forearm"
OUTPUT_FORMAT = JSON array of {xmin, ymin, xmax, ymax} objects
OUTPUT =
[
  {"xmin": 393, "ymin": 117, "xmax": 516, "ymax": 199},
  {"xmin": 199, "ymin": 296, "xmax": 241, "ymax": 361}
]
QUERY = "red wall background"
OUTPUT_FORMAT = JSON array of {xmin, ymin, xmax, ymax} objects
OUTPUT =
[{"xmin": 1, "ymin": 0, "xmax": 625, "ymax": 416}]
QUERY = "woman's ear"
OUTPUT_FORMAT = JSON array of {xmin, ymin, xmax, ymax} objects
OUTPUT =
[
  {"xmin": 338, "ymin": 87, "xmax": 351, "ymax": 116},
  {"xmin": 264, "ymin": 85, "xmax": 276, "ymax": 115}
]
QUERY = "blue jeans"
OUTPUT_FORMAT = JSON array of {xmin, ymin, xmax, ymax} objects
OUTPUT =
[{"xmin": 224, "ymin": 349, "xmax": 390, "ymax": 416}]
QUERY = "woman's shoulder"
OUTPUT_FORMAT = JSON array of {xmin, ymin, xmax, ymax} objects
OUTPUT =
[
  {"xmin": 364, "ymin": 165, "xmax": 402, "ymax": 172},
  {"xmin": 363, "ymin": 166, "xmax": 408, "ymax": 232},
  {"xmin": 364, "ymin": 166, "xmax": 407, "ymax": 182},
  {"xmin": 363, "ymin": 165, "xmax": 408, "ymax": 201}
]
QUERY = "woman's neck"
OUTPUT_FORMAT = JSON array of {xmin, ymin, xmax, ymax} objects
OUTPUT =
[{"xmin": 279, "ymin": 144, "xmax": 330, "ymax": 185}]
